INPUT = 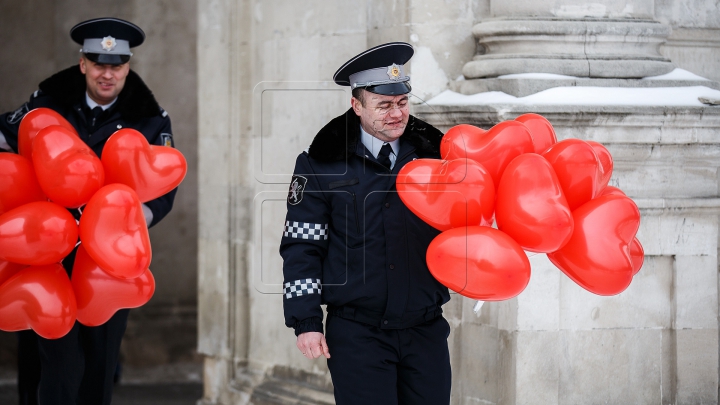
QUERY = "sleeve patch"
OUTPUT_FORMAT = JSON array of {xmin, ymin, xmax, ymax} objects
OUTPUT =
[
  {"xmin": 284, "ymin": 278, "xmax": 322, "ymax": 299},
  {"xmin": 284, "ymin": 221, "xmax": 328, "ymax": 240},
  {"xmin": 7, "ymin": 103, "xmax": 30, "ymax": 125},
  {"xmin": 287, "ymin": 175, "xmax": 307, "ymax": 205},
  {"xmin": 160, "ymin": 133, "xmax": 174, "ymax": 147}
]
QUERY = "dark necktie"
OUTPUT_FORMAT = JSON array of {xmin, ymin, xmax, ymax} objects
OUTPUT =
[
  {"xmin": 377, "ymin": 143, "xmax": 393, "ymax": 170},
  {"xmin": 87, "ymin": 106, "xmax": 103, "ymax": 128}
]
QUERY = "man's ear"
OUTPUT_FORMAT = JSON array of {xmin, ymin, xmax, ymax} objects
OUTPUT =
[
  {"xmin": 350, "ymin": 96, "xmax": 362, "ymax": 117},
  {"xmin": 79, "ymin": 57, "xmax": 87, "ymax": 74}
]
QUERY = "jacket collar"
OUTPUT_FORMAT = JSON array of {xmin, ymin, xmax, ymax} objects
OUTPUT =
[
  {"xmin": 308, "ymin": 108, "xmax": 443, "ymax": 162},
  {"xmin": 38, "ymin": 65, "xmax": 161, "ymax": 122}
]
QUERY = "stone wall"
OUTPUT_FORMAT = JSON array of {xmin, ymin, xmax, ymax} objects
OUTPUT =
[{"xmin": 0, "ymin": 0, "xmax": 199, "ymax": 378}]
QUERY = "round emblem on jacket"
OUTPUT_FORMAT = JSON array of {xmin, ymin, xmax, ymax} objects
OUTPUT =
[{"xmin": 288, "ymin": 175, "xmax": 307, "ymax": 205}]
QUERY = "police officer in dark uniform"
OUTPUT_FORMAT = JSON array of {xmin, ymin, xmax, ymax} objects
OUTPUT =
[
  {"xmin": 0, "ymin": 17, "xmax": 176, "ymax": 405},
  {"xmin": 280, "ymin": 42, "xmax": 452, "ymax": 405}
]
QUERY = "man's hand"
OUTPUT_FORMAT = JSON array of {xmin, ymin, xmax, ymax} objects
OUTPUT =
[{"xmin": 297, "ymin": 332, "xmax": 331, "ymax": 359}]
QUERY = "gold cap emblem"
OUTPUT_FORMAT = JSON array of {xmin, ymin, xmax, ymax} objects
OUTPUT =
[
  {"xmin": 387, "ymin": 64, "xmax": 401, "ymax": 81},
  {"xmin": 101, "ymin": 36, "xmax": 117, "ymax": 51}
]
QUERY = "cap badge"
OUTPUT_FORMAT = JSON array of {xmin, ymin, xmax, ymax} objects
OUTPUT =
[
  {"xmin": 387, "ymin": 64, "xmax": 401, "ymax": 81},
  {"xmin": 101, "ymin": 36, "xmax": 117, "ymax": 51}
]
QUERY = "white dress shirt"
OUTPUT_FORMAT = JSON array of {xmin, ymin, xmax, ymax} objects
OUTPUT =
[{"xmin": 360, "ymin": 125, "xmax": 399, "ymax": 170}]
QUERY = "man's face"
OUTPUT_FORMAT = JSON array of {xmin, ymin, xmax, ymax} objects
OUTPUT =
[
  {"xmin": 79, "ymin": 56, "xmax": 130, "ymax": 105},
  {"xmin": 351, "ymin": 90, "xmax": 410, "ymax": 142}
]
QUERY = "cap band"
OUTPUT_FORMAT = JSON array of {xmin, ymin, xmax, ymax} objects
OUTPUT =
[
  {"xmin": 81, "ymin": 37, "xmax": 132, "ymax": 56},
  {"xmin": 349, "ymin": 64, "xmax": 410, "ymax": 89}
]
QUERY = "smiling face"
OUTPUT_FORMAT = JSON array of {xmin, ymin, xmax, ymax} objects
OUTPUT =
[
  {"xmin": 351, "ymin": 89, "xmax": 409, "ymax": 142},
  {"xmin": 79, "ymin": 56, "xmax": 130, "ymax": 105}
]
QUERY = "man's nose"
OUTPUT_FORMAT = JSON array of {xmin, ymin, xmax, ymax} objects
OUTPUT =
[
  {"xmin": 388, "ymin": 106, "xmax": 403, "ymax": 118},
  {"xmin": 101, "ymin": 68, "xmax": 113, "ymax": 78}
]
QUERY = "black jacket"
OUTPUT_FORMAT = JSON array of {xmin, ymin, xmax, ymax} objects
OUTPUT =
[
  {"xmin": 280, "ymin": 108, "xmax": 450, "ymax": 336},
  {"xmin": 0, "ymin": 65, "xmax": 176, "ymax": 226}
]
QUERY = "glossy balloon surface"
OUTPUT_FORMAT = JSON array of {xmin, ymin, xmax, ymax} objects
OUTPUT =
[
  {"xmin": 0, "ymin": 153, "xmax": 46, "ymax": 215},
  {"xmin": 0, "ymin": 264, "xmax": 77, "ymax": 339},
  {"xmin": 426, "ymin": 226, "xmax": 530, "ymax": 300},
  {"xmin": 441, "ymin": 121, "xmax": 534, "ymax": 187},
  {"xmin": 599, "ymin": 186, "xmax": 626, "ymax": 197},
  {"xmin": 630, "ymin": 237, "xmax": 644, "ymax": 275},
  {"xmin": 586, "ymin": 141, "xmax": 613, "ymax": 191},
  {"xmin": 71, "ymin": 245, "xmax": 154, "ymax": 326},
  {"xmin": 543, "ymin": 139, "xmax": 604, "ymax": 211},
  {"xmin": 547, "ymin": 195, "xmax": 641, "ymax": 295},
  {"xmin": 102, "ymin": 128, "xmax": 187, "ymax": 202},
  {"xmin": 515, "ymin": 113, "xmax": 557, "ymax": 154},
  {"xmin": 0, "ymin": 260, "xmax": 28, "ymax": 287},
  {"xmin": 32, "ymin": 125, "xmax": 104, "ymax": 208},
  {"xmin": 18, "ymin": 108, "xmax": 76, "ymax": 159},
  {"xmin": 79, "ymin": 184, "xmax": 151, "ymax": 279},
  {"xmin": 0, "ymin": 201, "xmax": 78, "ymax": 265},
  {"xmin": 397, "ymin": 158, "xmax": 495, "ymax": 231},
  {"xmin": 438, "ymin": 124, "xmax": 486, "ymax": 160},
  {"xmin": 495, "ymin": 154, "xmax": 573, "ymax": 252}
]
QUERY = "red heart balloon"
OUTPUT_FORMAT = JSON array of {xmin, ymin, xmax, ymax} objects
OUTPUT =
[
  {"xmin": 0, "ymin": 201, "xmax": 78, "ymax": 265},
  {"xmin": 101, "ymin": 128, "xmax": 187, "ymax": 203},
  {"xmin": 32, "ymin": 125, "xmax": 104, "ymax": 208},
  {"xmin": 397, "ymin": 158, "xmax": 495, "ymax": 231},
  {"xmin": 71, "ymin": 245, "xmax": 155, "ymax": 327},
  {"xmin": 79, "ymin": 184, "xmax": 151, "ymax": 279},
  {"xmin": 515, "ymin": 113, "xmax": 557, "ymax": 154},
  {"xmin": 438, "ymin": 124, "xmax": 486, "ymax": 159},
  {"xmin": 0, "ymin": 264, "xmax": 77, "ymax": 339},
  {"xmin": 547, "ymin": 195, "xmax": 641, "ymax": 296},
  {"xmin": 599, "ymin": 186, "xmax": 626, "ymax": 197},
  {"xmin": 495, "ymin": 154, "xmax": 574, "ymax": 253},
  {"xmin": 586, "ymin": 141, "xmax": 613, "ymax": 191},
  {"xmin": 441, "ymin": 121, "xmax": 534, "ymax": 187},
  {"xmin": 426, "ymin": 226, "xmax": 531, "ymax": 300},
  {"xmin": 0, "ymin": 153, "xmax": 46, "ymax": 215},
  {"xmin": 542, "ymin": 139, "xmax": 604, "ymax": 211},
  {"xmin": 0, "ymin": 260, "xmax": 28, "ymax": 287},
  {"xmin": 630, "ymin": 237, "xmax": 644, "ymax": 275},
  {"xmin": 18, "ymin": 108, "xmax": 77, "ymax": 159}
]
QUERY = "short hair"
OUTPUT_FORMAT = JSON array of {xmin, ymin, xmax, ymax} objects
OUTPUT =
[{"xmin": 352, "ymin": 87, "xmax": 365, "ymax": 106}]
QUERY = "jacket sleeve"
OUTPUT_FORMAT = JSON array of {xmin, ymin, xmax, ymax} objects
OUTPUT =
[
  {"xmin": 0, "ymin": 93, "xmax": 37, "ymax": 152},
  {"xmin": 143, "ymin": 113, "xmax": 177, "ymax": 227},
  {"xmin": 279, "ymin": 152, "xmax": 330, "ymax": 336}
]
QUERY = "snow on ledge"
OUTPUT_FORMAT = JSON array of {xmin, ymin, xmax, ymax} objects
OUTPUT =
[
  {"xmin": 641, "ymin": 68, "xmax": 710, "ymax": 81},
  {"xmin": 426, "ymin": 86, "xmax": 720, "ymax": 107}
]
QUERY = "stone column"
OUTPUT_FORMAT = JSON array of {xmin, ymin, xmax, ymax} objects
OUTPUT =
[{"xmin": 462, "ymin": 0, "xmax": 674, "ymax": 82}]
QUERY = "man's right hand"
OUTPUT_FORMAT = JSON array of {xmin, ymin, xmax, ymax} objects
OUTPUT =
[{"xmin": 297, "ymin": 332, "xmax": 331, "ymax": 359}]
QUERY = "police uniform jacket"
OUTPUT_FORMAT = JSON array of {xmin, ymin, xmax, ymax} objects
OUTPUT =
[
  {"xmin": 280, "ymin": 108, "xmax": 450, "ymax": 336},
  {"xmin": 0, "ymin": 65, "xmax": 176, "ymax": 226}
]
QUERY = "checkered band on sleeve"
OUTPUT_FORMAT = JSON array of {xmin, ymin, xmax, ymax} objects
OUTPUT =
[
  {"xmin": 284, "ymin": 278, "xmax": 322, "ymax": 299},
  {"xmin": 283, "ymin": 221, "xmax": 329, "ymax": 241}
]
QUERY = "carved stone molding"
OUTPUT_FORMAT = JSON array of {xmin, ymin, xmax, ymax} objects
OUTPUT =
[{"xmin": 463, "ymin": 18, "xmax": 674, "ymax": 79}]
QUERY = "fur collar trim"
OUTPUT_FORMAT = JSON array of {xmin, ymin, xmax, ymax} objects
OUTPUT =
[
  {"xmin": 308, "ymin": 108, "xmax": 443, "ymax": 162},
  {"xmin": 38, "ymin": 65, "xmax": 161, "ymax": 121}
]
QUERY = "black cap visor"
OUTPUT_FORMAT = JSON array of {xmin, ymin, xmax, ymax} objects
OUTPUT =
[
  {"xmin": 84, "ymin": 53, "xmax": 130, "ymax": 65},
  {"xmin": 364, "ymin": 82, "xmax": 412, "ymax": 96}
]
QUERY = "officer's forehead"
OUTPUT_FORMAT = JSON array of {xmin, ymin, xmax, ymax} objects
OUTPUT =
[{"xmin": 366, "ymin": 93, "xmax": 408, "ymax": 104}]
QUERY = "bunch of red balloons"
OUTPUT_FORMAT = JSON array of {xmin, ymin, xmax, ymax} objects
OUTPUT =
[
  {"xmin": 0, "ymin": 108, "xmax": 187, "ymax": 339},
  {"xmin": 398, "ymin": 114, "xmax": 643, "ymax": 301}
]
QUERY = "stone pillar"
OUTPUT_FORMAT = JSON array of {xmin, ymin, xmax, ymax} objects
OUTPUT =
[{"xmin": 462, "ymin": 0, "xmax": 674, "ymax": 81}]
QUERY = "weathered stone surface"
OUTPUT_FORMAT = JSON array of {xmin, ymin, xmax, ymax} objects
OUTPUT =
[
  {"xmin": 558, "ymin": 329, "xmax": 662, "ymax": 404},
  {"xmin": 675, "ymin": 329, "xmax": 719, "ymax": 404},
  {"xmin": 559, "ymin": 255, "xmax": 673, "ymax": 329},
  {"xmin": 514, "ymin": 331, "xmax": 560, "ymax": 405},
  {"xmin": 674, "ymin": 256, "xmax": 719, "ymax": 329}
]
